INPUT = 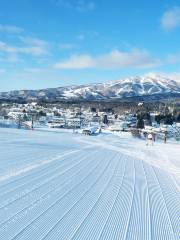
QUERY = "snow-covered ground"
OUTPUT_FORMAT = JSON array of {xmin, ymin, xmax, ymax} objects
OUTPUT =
[{"xmin": 0, "ymin": 127, "xmax": 179, "ymax": 240}]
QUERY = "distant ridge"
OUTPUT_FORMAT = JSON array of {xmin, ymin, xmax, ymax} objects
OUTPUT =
[{"xmin": 1, "ymin": 74, "xmax": 180, "ymax": 102}]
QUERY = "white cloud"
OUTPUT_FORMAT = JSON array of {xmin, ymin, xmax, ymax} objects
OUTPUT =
[
  {"xmin": 0, "ymin": 24, "xmax": 23, "ymax": 33},
  {"xmin": 0, "ymin": 41, "xmax": 18, "ymax": 53},
  {"xmin": 19, "ymin": 37, "xmax": 48, "ymax": 48},
  {"xmin": 53, "ymin": 49, "xmax": 161, "ymax": 70},
  {"xmin": 145, "ymin": 71, "xmax": 180, "ymax": 83},
  {"xmin": 54, "ymin": 54, "xmax": 94, "ymax": 69},
  {"xmin": 23, "ymin": 68, "xmax": 46, "ymax": 73},
  {"xmin": 0, "ymin": 37, "xmax": 49, "ymax": 58},
  {"xmin": 19, "ymin": 37, "xmax": 49, "ymax": 56},
  {"xmin": 161, "ymin": 7, "xmax": 180, "ymax": 31},
  {"xmin": 166, "ymin": 72, "xmax": 180, "ymax": 82}
]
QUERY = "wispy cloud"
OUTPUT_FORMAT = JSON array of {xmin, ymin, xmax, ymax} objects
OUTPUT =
[
  {"xmin": 0, "ymin": 69, "xmax": 6, "ymax": 74},
  {"xmin": 19, "ymin": 36, "xmax": 50, "ymax": 56},
  {"xmin": 55, "ymin": 0, "xmax": 95, "ymax": 12},
  {"xmin": 76, "ymin": 31, "xmax": 98, "ymax": 41},
  {"xmin": 24, "ymin": 67, "xmax": 47, "ymax": 73},
  {"xmin": 0, "ymin": 24, "xmax": 23, "ymax": 33},
  {"xmin": 0, "ymin": 36, "xmax": 49, "ymax": 60},
  {"xmin": 59, "ymin": 43, "xmax": 75, "ymax": 50},
  {"xmin": 6, "ymin": 54, "xmax": 21, "ymax": 63},
  {"xmin": 153, "ymin": 71, "xmax": 180, "ymax": 83},
  {"xmin": 0, "ymin": 41, "xmax": 18, "ymax": 54},
  {"xmin": 161, "ymin": 7, "xmax": 180, "ymax": 31},
  {"xmin": 76, "ymin": 34, "xmax": 85, "ymax": 41},
  {"xmin": 53, "ymin": 49, "xmax": 161, "ymax": 70},
  {"xmin": 19, "ymin": 37, "xmax": 48, "ymax": 48},
  {"xmin": 166, "ymin": 52, "xmax": 180, "ymax": 64}
]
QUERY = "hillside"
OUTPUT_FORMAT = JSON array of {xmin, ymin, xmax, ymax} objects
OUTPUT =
[
  {"xmin": 0, "ymin": 128, "xmax": 179, "ymax": 239},
  {"xmin": 0, "ymin": 74, "xmax": 180, "ymax": 102}
]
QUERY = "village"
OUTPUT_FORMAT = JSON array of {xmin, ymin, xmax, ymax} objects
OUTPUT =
[{"xmin": 0, "ymin": 101, "xmax": 180, "ymax": 142}]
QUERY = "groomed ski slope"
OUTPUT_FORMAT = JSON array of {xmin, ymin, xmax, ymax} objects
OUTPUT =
[{"xmin": 0, "ymin": 128, "xmax": 179, "ymax": 240}]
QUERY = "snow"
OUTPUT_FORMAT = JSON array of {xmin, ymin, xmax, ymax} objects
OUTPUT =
[
  {"xmin": 1, "ymin": 74, "xmax": 180, "ymax": 101},
  {"xmin": 0, "ymin": 128, "xmax": 179, "ymax": 240}
]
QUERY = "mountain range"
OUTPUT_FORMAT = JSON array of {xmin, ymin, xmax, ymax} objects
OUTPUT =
[{"xmin": 0, "ymin": 74, "xmax": 180, "ymax": 102}]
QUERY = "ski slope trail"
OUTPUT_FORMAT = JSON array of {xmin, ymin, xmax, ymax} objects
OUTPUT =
[{"xmin": 0, "ymin": 128, "xmax": 179, "ymax": 240}]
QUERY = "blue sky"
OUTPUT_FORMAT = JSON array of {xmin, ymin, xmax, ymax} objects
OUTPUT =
[{"xmin": 0, "ymin": 0, "xmax": 180, "ymax": 91}]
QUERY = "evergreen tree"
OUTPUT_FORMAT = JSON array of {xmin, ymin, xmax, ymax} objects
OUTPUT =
[
  {"xmin": 176, "ymin": 113, "xmax": 180, "ymax": 122},
  {"xmin": 23, "ymin": 114, "xmax": 28, "ymax": 121},
  {"xmin": 136, "ymin": 115, "xmax": 144, "ymax": 129},
  {"xmin": 164, "ymin": 114, "xmax": 174, "ymax": 125},
  {"xmin": 103, "ymin": 115, "xmax": 108, "ymax": 125},
  {"xmin": 155, "ymin": 114, "xmax": 163, "ymax": 124},
  {"xmin": 38, "ymin": 110, "xmax": 46, "ymax": 117}
]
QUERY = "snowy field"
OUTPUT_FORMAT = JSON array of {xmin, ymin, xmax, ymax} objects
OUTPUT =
[{"xmin": 0, "ymin": 127, "xmax": 179, "ymax": 240}]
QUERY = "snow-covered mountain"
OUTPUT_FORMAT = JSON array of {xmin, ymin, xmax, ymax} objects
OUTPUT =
[{"xmin": 1, "ymin": 74, "xmax": 180, "ymax": 102}]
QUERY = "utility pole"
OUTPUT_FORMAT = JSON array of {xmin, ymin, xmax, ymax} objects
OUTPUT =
[
  {"xmin": 79, "ymin": 104, "xmax": 82, "ymax": 129},
  {"xmin": 17, "ymin": 116, "xmax": 21, "ymax": 129},
  {"xmin": 31, "ymin": 115, "xmax": 34, "ymax": 130}
]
